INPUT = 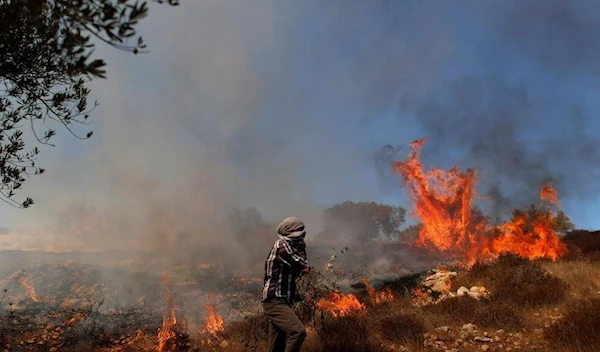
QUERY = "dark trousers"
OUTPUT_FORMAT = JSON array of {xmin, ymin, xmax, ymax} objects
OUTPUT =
[{"xmin": 262, "ymin": 299, "xmax": 307, "ymax": 352}]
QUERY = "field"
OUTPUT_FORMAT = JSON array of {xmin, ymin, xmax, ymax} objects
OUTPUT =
[{"xmin": 0, "ymin": 230, "xmax": 599, "ymax": 352}]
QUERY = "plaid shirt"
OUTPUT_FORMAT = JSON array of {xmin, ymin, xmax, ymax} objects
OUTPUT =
[{"xmin": 262, "ymin": 238, "xmax": 309, "ymax": 304}]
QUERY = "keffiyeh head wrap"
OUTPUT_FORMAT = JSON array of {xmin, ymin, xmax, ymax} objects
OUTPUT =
[{"xmin": 276, "ymin": 217, "xmax": 306, "ymax": 242}]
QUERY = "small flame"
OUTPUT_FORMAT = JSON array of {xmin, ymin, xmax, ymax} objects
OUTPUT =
[
  {"xmin": 362, "ymin": 278, "xmax": 394, "ymax": 303},
  {"xmin": 19, "ymin": 277, "xmax": 40, "ymax": 302},
  {"xmin": 316, "ymin": 292, "xmax": 365, "ymax": 317},
  {"xmin": 202, "ymin": 305, "xmax": 224, "ymax": 336},
  {"xmin": 540, "ymin": 182, "xmax": 560, "ymax": 206},
  {"xmin": 157, "ymin": 272, "xmax": 178, "ymax": 352},
  {"xmin": 63, "ymin": 313, "xmax": 86, "ymax": 326}
]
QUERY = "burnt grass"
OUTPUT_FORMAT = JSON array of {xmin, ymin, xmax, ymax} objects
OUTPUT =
[{"xmin": 2, "ymin": 230, "xmax": 600, "ymax": 351}]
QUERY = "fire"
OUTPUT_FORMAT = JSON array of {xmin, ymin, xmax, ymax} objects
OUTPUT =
[
  {"xmin": 316, "ymin": 292, "xmax": 365, "ymax": 317},
  {"xmin": 540, "ymin": 182, "xmax": 560, "ymax": 206},
  {"xmin": 393, "ymin": 139, "xmax": 568, "ymax": 264},
  {"xmin": 362, "ymin": 278, "xmax": 394, "ymax": 303},
  {"xmin": 63, "ymin": 313, "xmax": 86, "ymax": 326},
  {"xmin": 203, "ymin": 305, "xmax": 224, "ymax": 336},
  {"xmin": 19, "ymin": 277, "xmax": 40, "ymax": 302},
  {"xmin": 157, "ymin": 272, "xmax": 178, "ymax": 352}
]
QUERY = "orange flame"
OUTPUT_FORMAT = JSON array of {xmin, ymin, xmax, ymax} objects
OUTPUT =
[
  {"xmin": 316, "ymin": 292, "xmax": 365, "ymax": 317},
  {"xmin": 362, "ymin": 278, "xmax": 394, "ymax": 303},
  {"xmin": 157, "ymin": 272, "xmax": 178, "ymax": 352},
  {"xmin": 63, "ymin": 313, "xmax": 86, "ymax": 326},
  {"xmin": 540, "ymin": 182, "xmax": 560, "ymax": 206},
  {"xmin": 19, "ymin": 277, "xmax": 40, "ymax": 302},
  {"xmin": 202, "ymin": 305, "xmax": 224, "ymax": 336},
  {"xmin": 393, "ymin": 139, "xmax": 568, "ymax": 264}
]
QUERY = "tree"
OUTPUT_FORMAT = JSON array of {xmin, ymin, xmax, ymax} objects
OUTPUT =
[
  {"xmin": 319, "ymin": 200, "xmax": 407, "ymax": 242},
  {"xmin": 0, "ymin": 0, "xmax": 178, "ymax": 207},
  {"xmin": 397, "ymin": 223, "xmax": 422, "ymax": 243},
  {"xmin": 553, "ymin": 210, "xmax": 575, "ymax": 235}
]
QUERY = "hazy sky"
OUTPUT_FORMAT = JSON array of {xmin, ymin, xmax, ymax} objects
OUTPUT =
[{"xmin": 3, "ymin": 0, "xmax": 600, "ymax": 250}]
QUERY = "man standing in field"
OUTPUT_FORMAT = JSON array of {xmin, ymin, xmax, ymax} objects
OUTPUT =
[{"xmin": 262, "ymin": 217, "xmax": 311, "ymax": 352}]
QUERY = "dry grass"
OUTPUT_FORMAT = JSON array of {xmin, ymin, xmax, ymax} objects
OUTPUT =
[
  {"xmin": 7, "ymin": 246, "xmax": 600, "ymax": 352},
  {"xmin": 544, "ymin": 298, "xmax": 600, "ymax": 352},
  {"xmin": 422, "ymin": 295, "xmax": 524, "ymax": 330},
  {"xmin": 453, "ymin": 254, "xmax": 568, "ymax": 307},
  {"xmin": 541, "ymin": 258, "xmax": 600, "ymax": 299}
]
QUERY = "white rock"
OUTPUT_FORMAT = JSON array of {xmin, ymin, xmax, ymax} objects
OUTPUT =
[
  {"xmin": 435, "ymin": 326, "xmax": 451, "ymax": 333},
  {"xmin": 461, "ymin": 323, "xmax": 477, "ymax": 333},
  {"xmin": 474, "ymin": 336, "xmax": 493, "ymax": 343},
  {"xmin": 457, "ymin": 286, "xmax": 469, "ymax": 296},
  {"xmin": 470, "ymin": 286, "xmax": 480, "ymax": 292},
  {"xmin": 468, "ymin": 291, "xmax": 482, "ymax": 300}
]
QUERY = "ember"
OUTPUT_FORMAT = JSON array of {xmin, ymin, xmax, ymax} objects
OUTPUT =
[
  {"xmin": 316, "ymin": 292, "xmax": 365, "ymax": 317},
  {"xmin": 393, "ymin": 139, "xmax": 568, "ymax": 264}
]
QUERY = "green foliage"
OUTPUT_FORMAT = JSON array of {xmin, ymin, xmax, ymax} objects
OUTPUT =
[
  {"xmin": 319, "ymin": 200, "xmax": 407, "ymax": 241},
  {"xmin": 0, "ymin": 0, "xmax": 178, "ymax": 207}
]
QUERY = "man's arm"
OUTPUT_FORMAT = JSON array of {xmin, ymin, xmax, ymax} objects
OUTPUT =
[{"xmin": 277, "ymin": 240, "xmax": 309, "ymax": 271}]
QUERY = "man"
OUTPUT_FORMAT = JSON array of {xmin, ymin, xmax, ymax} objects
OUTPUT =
[{"xmin": 262, "ymin": 217, "xmax": 311, "ymax": 352}]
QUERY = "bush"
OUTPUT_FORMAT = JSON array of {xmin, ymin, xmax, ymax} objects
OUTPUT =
[
  {"xmin": 453, "ymin": 254, "xmax": 567, "ymax": 307},
  {"xmin": 544, "ymin": 298, "xmax": 600, "ymax": 352},
  {"xmin": 223, "ymin": 313, "xmax": 268, "ymax": 351},
  {"xmin": 562, "ymin": 230, "xmax": 600, "ymax": 255}
]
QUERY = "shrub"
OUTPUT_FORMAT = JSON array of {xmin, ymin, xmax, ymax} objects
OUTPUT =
[
  {"xmin": 562, "ymin": 230, "xmax": 600, "ymax": 255},
  {"xmin": 223, "ymin": 313, "xmax": 268, "ymax": 351},
  {"xmin": 544, "ymin": 298, "xmax": 600, "ymax": 352}
]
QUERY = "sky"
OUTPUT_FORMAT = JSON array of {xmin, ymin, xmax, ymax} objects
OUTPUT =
[{"xmin": 3, "ymin": 0, "xmax": 600, "ymax": 250}]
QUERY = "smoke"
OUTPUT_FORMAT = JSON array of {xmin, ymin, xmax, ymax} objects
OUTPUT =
[
  {"xmin": 1, "ymin": 0, "xmax": 598, "ymax": 276},
  {"xmin": 2, "ymin": 0, "xmax": 456, "ymax": 264},
  {"xmin": 378, "ymin": 0, "xmax": 600, "ymax": 219}
]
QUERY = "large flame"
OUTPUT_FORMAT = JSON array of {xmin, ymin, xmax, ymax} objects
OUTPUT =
[
  {"xmin": 362, "ymin": 278, "xmax": 394, "ymax": 303},
  {"xmin": 316, "ymin": 292, "xmax": 365, "ymax": 317},
  {"xmin": 157, "ymin": 272, "xmax": 178, "ymax": 352},
  {"xmin": 19, "ymin": 277, "xmax": 40, "ymax": 303},
  {"xmin": 393, "ymin": 139, "xmax": 568, "ymax": 264}
]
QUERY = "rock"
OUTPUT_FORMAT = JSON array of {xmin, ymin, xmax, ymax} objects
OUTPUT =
[
  {"xmin": 457, "ymin": 286, "xmax": 469, "ymax": 296},
  {"xmin": 468, "ymin": 291, "xmax": 482, "ymax": 300},
  {"xmin": 496, "ymin": 329, "xmax": 505, "ymax": 336},
  {"xmin": 49, "ymin": 348, "xmax": 58, "ymax": 352},
  {"xmin": 461, "ymin": 323, "xmax": 477, "ymax": 333},
  {"xmin": 470, "ymin": 286, "xmax": 480, "ymax": 292},
  {"xmin": 435, "ymin": 326, "xmax": 451, "ymax": 333},
  {"xmin": 493, "ymin": 336, "xmax": 501, "ymax": 342},
  {"xmin": 481, "ymin": 345, "xmax": 490, "ymax": 351},
  {"xmin": 474, "ymin": 336, "xmax": 493, "ymax": 343},
  {"xmin": 423, "ymin": 271, "xmax": 457, "ymax": 293},
  {"xmin": 219, "ymin": 340, "xmax": 229, "ymax": 348}
]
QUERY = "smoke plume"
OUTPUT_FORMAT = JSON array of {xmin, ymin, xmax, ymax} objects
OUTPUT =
[{"xmin": 1, "ymin": 0, "xmax": 599, "ymax": 263}]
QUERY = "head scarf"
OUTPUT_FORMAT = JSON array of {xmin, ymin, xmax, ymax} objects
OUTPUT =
[{"xmin": 276, "ymin": 217, "xmax": 306, "ymax": 242}]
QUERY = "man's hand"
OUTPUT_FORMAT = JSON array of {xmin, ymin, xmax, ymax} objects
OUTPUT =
[{"xmin": 302, "ymin": 265, "xmax": 311, "ymax": 274}]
